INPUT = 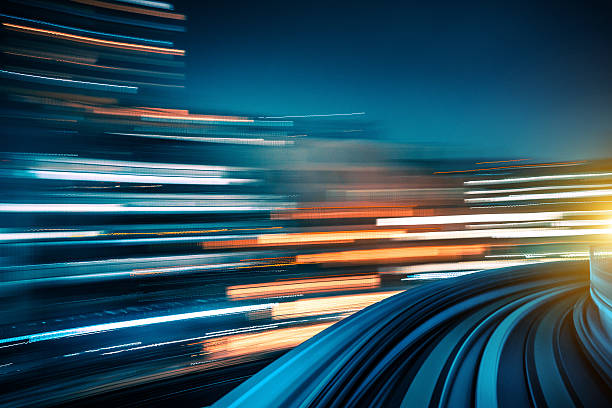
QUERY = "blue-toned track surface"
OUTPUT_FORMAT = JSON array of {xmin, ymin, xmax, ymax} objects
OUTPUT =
[{"xmin": 214, "ymin": 260, "xmax": 612, "ymax": 407}]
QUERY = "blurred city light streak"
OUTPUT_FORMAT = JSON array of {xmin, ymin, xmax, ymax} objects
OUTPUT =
[
  {"xmin": 377, "ymin": 211, "xmax": 567, "ymax": 226},
  {"xmin": 2, "ymin": 23, "xmax": 185, "ymax": 55},
  {"xmin": 464, "ymin": 189, "xmax": 612, "ymax": 203},
  {"xmin": 433, "ymin": 160, "xmax": 587, "ymax": 174},
  {"xmin": 0, "ymin": 303, "xmax": 276, "ymax": 345},
  {"xmin": 270, "ymin": 291, "xmax": 403, "ymax": 320},
  {"xmin": 294, "ymin": 244, "xmax": 488, "ymax": 265},
  {"xmin": 465, "ymin": 183, "xmax": 612, "ymax": 195},
  {"xmin": 381, "ymin": 259, "xmax": 566, "ymax": 275},
  {"xmin": 0, "ymin": 14, "xmax": 175, "ymax": 46},
  {"xmin": 1, "ymin": 0, "xmax": 611, "ymax": 404},
  {"xmin": 201, "ymin": 322, "xmax": 334, "ymax": 360},
  {"xmin": 465, "ymin": 171, "xmax": 612, "ymax": 185},
  {"xmin": 227, "ymin": 274, "xmax": 381, "ymax": 300},
  {"xmin": 71, "ymin": 0, "xmax": 186, "ymax": 20},
  {"xmin": 0, "ymin": 69, "xmax": 138, "ymax": 92}
]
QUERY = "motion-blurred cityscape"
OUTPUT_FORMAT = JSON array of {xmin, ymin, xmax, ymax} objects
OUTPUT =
[{"xmin": 0, "ymin": 1, "xmax": 611, "ymax": 407}]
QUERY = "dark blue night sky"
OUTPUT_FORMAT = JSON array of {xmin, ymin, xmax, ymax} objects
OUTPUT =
[{"xmin": 179, "ymin": 1, "xmax": 612, "ymax": 159}]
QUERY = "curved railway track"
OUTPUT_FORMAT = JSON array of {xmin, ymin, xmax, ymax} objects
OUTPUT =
[{"xmin": 214, "ymin": 260, "xmax": 612, "ymax": 407}]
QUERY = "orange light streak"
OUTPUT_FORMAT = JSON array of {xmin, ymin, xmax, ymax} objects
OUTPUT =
[
  {"xmin": 201, "ymin": 323, "xmax": 333, "ymax": 359},
  {"xmin": 475, "ymin": 159, "xmax": 531, "ymax": 165},
  {"xmin": 271, "ymin": 291, "xmax": 403, "ymax": 320},
  {"xmin": 3, "ymin": 23, "xmax": 185, "ymax": 56},
  {"xmin": 272, "ymin": 207, "xmax": 427, "ymax": 220},
  {"xmin": 226, "ymin": 274, "xmax": 381, "ymax": 300},
  {"xmin": 433, "ymin": 161, "xmax": 587, "ymax": 174},
  {"xmin": 72, "ymin": 0, "xmax": 186, "ymax": 20},
  {"xmin": 295, "ymin": 244, "xmax": 488, "ymax": 264}
]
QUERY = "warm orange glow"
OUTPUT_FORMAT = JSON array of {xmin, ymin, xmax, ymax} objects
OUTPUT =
[
  {"xmin": 272, "ymin": 207, "xmax": 425, "ymax": 220},
  {"xmin": 90, "ymin": 106, "xmax": 253, "ymax": 122},
  {"xmin": 256, "ymin": 229, "xmax": 407, "ymax": 245},
  {"xmin": 201, "ymin": 323, "xmax": 334, "ymax": 358},
  {"xmin": 72, "ymin": 0, "xmax": 186, "ymax": 20},
  {"xmin": 226, "ymin": 274, "xmax": 381, "ymax": 300},
  {"xmin": 3, "ymin": 23, "xmax": 185, "ymax": 56},
  {"xmin": 271, "ymin": 291, "xmax": 403, "ymax": 320},
  {"xmin": 294, "ymin": 244, "xmax": 488, "ymax": 264}
]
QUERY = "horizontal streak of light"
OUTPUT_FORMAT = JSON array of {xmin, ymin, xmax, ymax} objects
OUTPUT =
[
  {"xmin": 484, "ymin": 253, "xmax": 586, "ymax": 259},
  {"xmin": 295, "ymin": 244, "xmax": 487, "ymax": 264},
  {"xmin": 465, "ymin": 172, "xmax": 612, "ymax": 186},
  {"xmin": 256, "ymin": 229, "xmax": 408, "ymax": 245},
  {"xmin": 271, "ymin": 291, "xmax": 402, "ymax": 320},
  {"xmin": 109, "ymin": 132, "xmax": 293, "ymax": 146},
  {"xmin": 259, "ymin": 112, "xmax": 365, "ymax": 119},
  {"xmin": 0, "ymin": 303, "xmax": 277, "ymax": 344},
  {"xmin": 393, "ymin": 227, "xmax": 612, "ymax": 240},
  {"xmin": 6, "ymin": 51, "xmax": 183, "ymax": 78},
  {"xmin": 402, "ymin": 271, "xmax": 483, "ymax": 280},
  {"xmin": 273, "ymin": 208, "xmax": 419, "ymax": 220},
  {"xmin": 0, "ymin": 204, "xmax": 270, "ymax": 213},
  {"xmin": 72, "ymin": 0, "xmax": 185, "ymax": 20},
  {"xmin": 101, "ymin": 318, "xmax": 340, "ymax": 356},
  {"xmin": 3, "ymin": 23, "xmax": 185, "ymax": 55},
  {"xmin": 465, "ymin": 189, "xmax": 612, "ymax": 203},
  {"xmin": 466, "ymin": 220, "xmax": 612, "ymax": 229},
  {"xmin": 384, "ymin": 259, "xmax": 562, "ymax": 274},
  {"xmin": 25, "ymin": 170, "xmax": 255, "ymax": 185},
  {"xmin": 377, "ymin": 211, "xmax": 565, "ymax": 226},
  {"xmin": 434, "ymin": 161, "xmax": 585, "ymax": 174},
  {"xmin": 0, "ymin": 69, "xmax": 137, "ymax": 93},
  {"xmin": 0, "ymin": 263, "xmax": 256, "ymax": 286},
  {"xmin": 139, "ymin": 114, "xmax": 253, "ymax": 123},
  {"xmin": 8, "ymin": 0, "xmax": 184, "ymax": 32},
  {"xmin": 475, "ymin": 159, "xmax": 531, "ymax": 165},
  {"xmin": 0, "ymin": 13, "xmax": 173, "ymax": 45},
  {"xmin": 201, "ymin": 323, "xmax": 333, "ymax": 358},
  {"xmin": 115, "ymin": 0, "xmax": 174, "ymax": 10},
  {"xmin": 131, "ymin": 262, "xmax": 251, "ymax": 276},
  {"xmin": 63, "ymin": 342, "xmax": 141, "ymax": 357},
  {"xmin": 465, "ymin": 183, "xmax": 612, "ymax": 195},
  {"xmin": 13, "ymin": 155, "xmax": 249, "ymax": 172},
  {"xmin": 227, "ymin": 275, "xmax": 380, "ymax": 300},
  {"xmin": 0, "ymin": 230, "xmax": 101, "ymax": 241},
  {"xmin": 470, "ymin": 200, "xmax": 612, "ymax": 209}
]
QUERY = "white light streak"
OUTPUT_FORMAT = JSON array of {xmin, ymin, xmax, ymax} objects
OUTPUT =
[
  {"xmin": 0, "ymin": 230, "xmax": 101, "ymax": 241},
  {"xmin": 259, "ymin": 112, "xmax": 366, "ymax": 119},
  {"xmin": 465, "ymin": 189, "xmax": 612, "ymax": 203},
  {"xmin": 385, "ymin": 259, "xmax": 558, "ymax": 274},
  {"xmin": 0, "ymin": 204, "xmax": 270, "ymax": 213},
  {"xmin": 109, "ymin": 132, "xmax": 294, "ymax": 146},
  {"xmin": 27, "ymin": 170, "xmax": 255, "ymax": 185},
  {"xmin": 0, "ymin": 69, "xmax": 137, "ymax": 93},
  {"xmin": 402, "ymin": 271, "xmax": 484, "ymax": 280},
  {"xmin": 393, "ymin": 227, "xmax": 612, "ymax": 240},
  {"xmin": 465, "ymin": 172, "xmax": 612, "ymax": 186},
  {"xmin": 63, "ymin": 342, "xmax": 141, "ymax": 357},
  {"xmin": 465, "ymin": 183, "xmax": 612, "ymax": 195},
  {"xmin": 377, "ymin": 211, "xmax": 565, "ymax": 226},
  {"xmin": 0, "ymin": 303, "xmax": 277, "ymax": 345}
]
